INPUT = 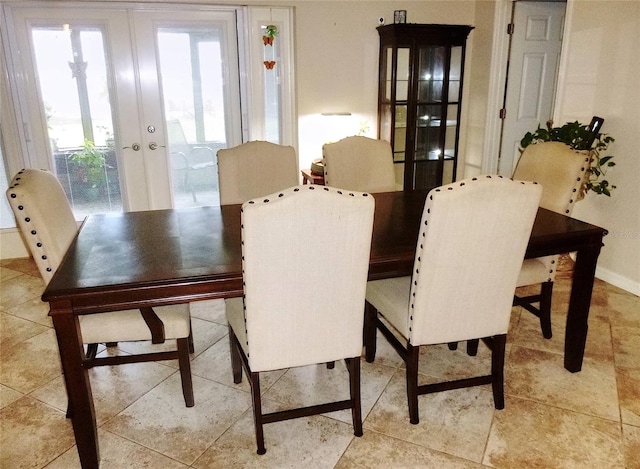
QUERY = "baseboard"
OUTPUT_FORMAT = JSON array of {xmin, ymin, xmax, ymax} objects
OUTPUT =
[{"xmin": 596, "ymin": 265, "xmax": 640, "ymax": 296}]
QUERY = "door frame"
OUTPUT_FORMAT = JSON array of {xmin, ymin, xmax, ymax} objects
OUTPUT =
[{"xmin": 482, "ymin": 0, "xmax": 572, "ymax": 175}]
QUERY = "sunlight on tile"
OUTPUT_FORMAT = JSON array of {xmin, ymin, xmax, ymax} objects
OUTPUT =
[{"xmin": 484, "ymin": 396, "xmax": 625, "ymax": 468}]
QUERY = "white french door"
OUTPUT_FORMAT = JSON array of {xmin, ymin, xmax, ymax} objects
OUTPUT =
[{"xmin": 5, "ymin": 4, "xmax": 243, "ymax": 213}]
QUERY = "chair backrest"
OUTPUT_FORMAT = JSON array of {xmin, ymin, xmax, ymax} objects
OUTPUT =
[
  {"xmin": 6, "ymin": 169, "xmax": 78, "ymax": 285},
  {"xmin": 322, "ymin": 136, "xmax": 396, "ymax": 193},
  {"xmin": 409, "ymin": 176, "xmax": 542, "ymax": 346},
  {"xmin": 512, "ymin": 141, "xmax": 590, "ymax": 215},
  {"xmin": 240, "ymin": 185, "xmax": 375, "ymax": 371},
  {"xmin": 217, "ymin": 141, "xmax": 299, "ymax": 205}
]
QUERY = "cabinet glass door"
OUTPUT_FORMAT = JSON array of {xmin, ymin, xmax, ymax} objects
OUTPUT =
[{"xmin": 377, "ymin": 24, "xmax": 472, "ymax": 193}]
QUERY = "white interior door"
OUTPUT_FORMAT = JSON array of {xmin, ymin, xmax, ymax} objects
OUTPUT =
[
  {"xmin": 5, "ymin": 4, "xmax": 242, "ymax": 214},
  {"xmin": 499, "ymin": 1, "xmax": 565, "ymax": 176}
]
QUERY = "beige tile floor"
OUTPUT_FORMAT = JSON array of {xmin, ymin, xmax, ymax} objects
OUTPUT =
[{"xmin": 1, "ymin": 257, "xmax": 638, "ymax": 468}]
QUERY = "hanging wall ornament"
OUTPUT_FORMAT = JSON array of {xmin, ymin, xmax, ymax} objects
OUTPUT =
[
  {"xmin": 263, "ymin": 24, "xmax": 278, "ymax": 46},
  {"xmin": 262, "ymin": 23, "xmax": 278, "ymax": 69}
]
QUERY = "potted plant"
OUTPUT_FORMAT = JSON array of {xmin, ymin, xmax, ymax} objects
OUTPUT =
[
  {"xmin": 69, "ymin": 139, "xmax": 107, "ymax": 199},
  {"xmin": 520, "ymin": 119, "xmax": 616, "ymax": 196}
]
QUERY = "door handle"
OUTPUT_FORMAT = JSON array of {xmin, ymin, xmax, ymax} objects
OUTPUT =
[
  {"xmin": 148, "ymin": 142, "xmax": 166, "ymax": 150},
  {"xmin": 123, "ymin": 143, "xmax": 141, "ymax": 151}
]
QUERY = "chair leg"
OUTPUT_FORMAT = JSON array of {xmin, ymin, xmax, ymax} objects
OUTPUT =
[
  {"xmin": 66, "ymin": 399, "xmax": 73, "ymax": 419},
  {"xmin": 188, "ymin": 319, "xmax": 195, "ymax": 354},
  {"xmin": 249, "ymin": 371, "xmax": 266, "ymax": 455},
  {"xmin": 491, "ymin": 334, "xmax": 507, "ymax": 410},
  {"xmin": 326, "ymin": 361, "xmax": 335, "ymax": 369},
  {"xmin": 539, "ymin": 282, "xmax": 553, "ymax": 339},
  {"xmin": 406, "ymin": 344, "xmax": 420, "ymax": 424},
  {"xmin": 177, "ymin": 337, "xmax": 194, "ymax": 407},
  {"xmin": 364, "ymin": 302, "xmax": 378, "ymax": 363},
  {"xmin": 228, "ymin": 325, "xmax": 243, "ymax": 384},
  {"xmin": 345, "ymin": 357, "xmax": 363, "ymax": 437},
  {"xmin": 447, "ymin": 342, "xmax": 458, "ymax": 350},
  {"xmin": 85, "ymin": 343, "xmax": 98, "ymax": 360},
  {"xmin": 466, "ymin": 339, "xmax": 479, "ymax": 356}
]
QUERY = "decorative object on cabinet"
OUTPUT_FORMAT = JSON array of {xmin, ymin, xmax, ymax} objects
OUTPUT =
[{"xmin": 377, "ymin": 24, "xmax": 473, "ymax": 192}]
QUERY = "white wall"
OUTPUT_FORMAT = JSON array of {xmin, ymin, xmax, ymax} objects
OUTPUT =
[
  {"xmin": 555, "ymin": 0, "xmax": 640, "ymax": 294},
  {"xmin": 291, "ymin": 1, "xmax": 477, "ymax": 169}
]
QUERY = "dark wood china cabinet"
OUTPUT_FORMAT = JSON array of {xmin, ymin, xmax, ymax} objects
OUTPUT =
[{"xmin": 377, "ymin": 24, "xmax": 474, "ymax": 192}]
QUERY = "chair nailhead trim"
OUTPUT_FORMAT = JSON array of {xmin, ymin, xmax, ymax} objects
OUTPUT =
[
  {"xmin": 239, "ymin": 184, "xmax": 373, "ymax": 350},
  {"xmin": 8, "ymin": 171, "xmax": 59, "ymax": 277},
  {"xmin": 408, "ymin": 176, "xmax": 539, "ymax": 338}
]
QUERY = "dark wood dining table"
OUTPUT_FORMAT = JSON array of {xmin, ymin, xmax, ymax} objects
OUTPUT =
[{"xmin": 42, "ymin": 189, "xmax": 606, "ymax": 468}]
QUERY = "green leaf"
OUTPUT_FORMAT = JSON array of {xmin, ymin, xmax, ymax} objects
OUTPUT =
[{"xmin": 599, "ymin": 156, "xmax": 613, "ymax": 165}]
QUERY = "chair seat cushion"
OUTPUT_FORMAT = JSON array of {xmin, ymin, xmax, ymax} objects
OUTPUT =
[
  {"xmin": 79, "ymin": 304, "xmax": 191, "ymax": 344},
  {"xmin": 366, "ymin": 276, "xmax": 412, "ymax": 339},
  {"xmin": 517, "ymin": 257, "xmax": 552, "ymax": 287}
]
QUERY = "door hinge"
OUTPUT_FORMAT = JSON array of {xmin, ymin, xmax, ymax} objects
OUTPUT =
[
  {"xmin": 507, "ymin": 23, "xmax": 514, "ymax": 35},
  {"xmin": 499, "ymin": 108, "xmax": 507, "ymax": 119}
]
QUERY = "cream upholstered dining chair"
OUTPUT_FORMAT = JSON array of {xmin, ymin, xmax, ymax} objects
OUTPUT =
[
  {"xmin": 217, "ymin": 140, "xmax": 298, "ymax": 205},
  {"xmin": 6, "ymin": 169, "xmax": 195, "ymax": 408},
  {"xmin": 322, "ymin": 135, "xmax": 396, "ymax": 192},
  {"xmin": 512, "ymin": 141, "xmax": 591, "ymax": 338},
  {"xmin": 364, "ymin": 176, "xmax": 542, "ymax": 424},
  {"xmin": 226, "ymin": 185, "xmax": 375, "ymax": 454}
]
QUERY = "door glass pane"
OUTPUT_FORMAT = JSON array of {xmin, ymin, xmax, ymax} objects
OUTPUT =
[
  {"xmin": 448, "ymin": 46, "xmax": 462, "ymax": 102},
  {"xmin": 444, "ymin": 104, "xmax": 459, "ymax": 159},
  {"xmin": 1, "ymin": 142, "xmax": 14, "ymax": 228},
  {"xmin": 31, "ymin": 25, "xmax": 122, "ymax": 217},
  {"xmin": 383, "ymin": 47, "xmax": 392, "ymax": 100},
  {"xmin": 157, "ymin": 26, "xmax": 228, "ymax": 208},
  {"xmin": 415, "ymin": 104, "xmax": 442, "ymax": 161},
  {"xmin": 393, "ymin": 105, "xmax": 407, "ymax": 163},
  {"xmin": 418, "ymin": 46, "xmax": 445, "ymax": 103},
  {"xmin": 261, "ymin": 24, "xmax": 281, "ymax": 143},
  {"xmin": 396, "ymin": 48, "xmax": 410, "ymax": 101}
]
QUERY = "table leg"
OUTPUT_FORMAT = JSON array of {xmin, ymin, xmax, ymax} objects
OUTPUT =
[
  {"xmin": 564, "ymin": 243, "xmax": 602, "ymax": 372},
  {"xmin": 50, "ymin": 301, "xmax": 99, "ymax": 468}
]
